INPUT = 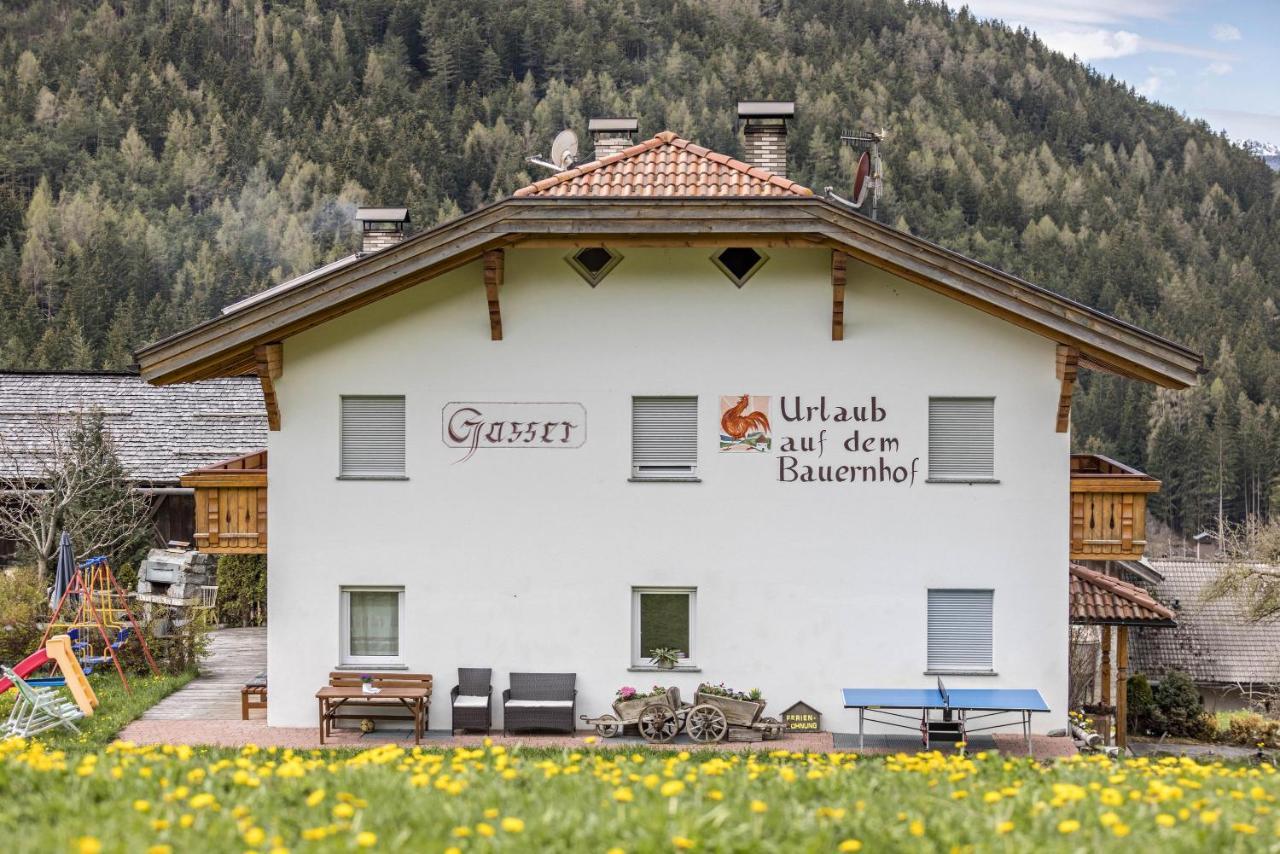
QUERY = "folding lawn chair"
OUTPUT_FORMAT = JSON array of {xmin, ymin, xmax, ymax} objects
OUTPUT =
[{"xmin": 1, "ymin": 665, "xmax": 85, "ymax": 738}]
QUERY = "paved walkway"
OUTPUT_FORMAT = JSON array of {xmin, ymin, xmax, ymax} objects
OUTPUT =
[{"xmin": 136, "ymin": 626, "xmax": 266, "ymax": 721}]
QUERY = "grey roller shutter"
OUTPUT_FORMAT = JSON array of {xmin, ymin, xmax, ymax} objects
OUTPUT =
[
  {"xmin": 340, "ymin": 396, "xmax": 406, "ymax": 477},
  {"xmin": 928, "ymin": 398, "xmax": 994, "ymax": 480},
  {"xmin": 927, "ymin": 589, "xmax": 994, "ymax": 671},
  {"xmin": 632, "ymin": 396, "xmax": 698, "ymax": 479}
]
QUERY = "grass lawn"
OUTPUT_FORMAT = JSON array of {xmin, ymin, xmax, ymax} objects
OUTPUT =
[
  {"xmin": 0, "ymin": 740, "xmax": 1275, "ymax": 852},
  {"xmin": 0, "ymin": 670, "xmax": 193, "ymax": 750}
]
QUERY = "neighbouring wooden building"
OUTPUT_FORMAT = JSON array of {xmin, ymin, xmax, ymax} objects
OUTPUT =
[
  {"xmin": 0, "ymin": 370, "xmax": 267, "ymax": 563},
  {"xmin": 135, "ymin": 105, "xmax": 1200, "ymax": 733}
]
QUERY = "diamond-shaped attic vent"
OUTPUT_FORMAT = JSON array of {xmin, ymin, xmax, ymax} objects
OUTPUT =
[
  {"xmin": 712, "ymin": 247, "xmax": 768, "ymax": 287},
  {"xmin": 566, "ymin": 246, "xmax": 622, "ymax": 287}
]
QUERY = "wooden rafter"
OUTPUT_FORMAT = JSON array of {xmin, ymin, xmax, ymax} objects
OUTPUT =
[
  {"xmin": 484, "ymin": 248, "xmax": 504, "ymax": 341},
  {"xmin": 1056, "ymin": 344, "xmax": 1079, "ymax": 433},
  {"xmin": 831, "ymin": 251, "xmax": 847, "ymax": 341},
  {"xmin": 254, "ymin": 343, "xmax": 282, "ymax": 431}
]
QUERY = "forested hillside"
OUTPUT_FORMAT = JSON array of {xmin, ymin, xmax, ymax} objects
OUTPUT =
[{"xmin": 0, "ymin": 0, "xmax": 1277, "ymax": 534}]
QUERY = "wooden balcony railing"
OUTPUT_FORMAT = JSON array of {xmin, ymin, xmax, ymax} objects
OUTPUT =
[
  {"xmin": 180, "ymin": 449, "xmax": 267, "ymax": 555},
  {"xmin": 1069, "ymin": 454, "xmax": 1160, "ymax": 561}
]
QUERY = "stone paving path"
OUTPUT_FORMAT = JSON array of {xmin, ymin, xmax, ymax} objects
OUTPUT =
[{"xmin": 138, "ymin": 626, "xmax": 266, "ymax": 721}]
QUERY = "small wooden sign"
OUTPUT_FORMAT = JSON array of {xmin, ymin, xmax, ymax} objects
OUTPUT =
[{"xmin": 782, "ymin": 701, "xmax": 821, "ymax": 733}]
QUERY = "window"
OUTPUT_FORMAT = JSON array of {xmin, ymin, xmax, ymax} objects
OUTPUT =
[
  {"xmin": 711, "ymin": 247, "xmax": 768, "ymax": 287},
  {"xmin": 340, "ymin": 586, "xmax": 404, "ymax": 666},
  {"xmin": 927, "ymin": 397, "xmax": 995, "ymax": 481},
  {"xmin": 565, "ymin": 246, "xmax": 622, "ymax": 287},
  {"xmin": 631, "ymin": 396, "xmax": 698, "ymax": 480},
  {"xmin": 340, "ymin": 395, "xmax": 406, "ymax": 478},
  {"xmin": 632, "ymin": 587, "xmax": 696, "ymax": 667},
  {"xmin": 926, "ymin": 589, "xmax": 994, "ymax": 673}
]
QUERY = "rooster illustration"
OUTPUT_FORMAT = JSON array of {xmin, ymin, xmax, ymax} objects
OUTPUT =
[{"xmin": 721, "ymin": 394, "xmax": 771, "ymax": 442}]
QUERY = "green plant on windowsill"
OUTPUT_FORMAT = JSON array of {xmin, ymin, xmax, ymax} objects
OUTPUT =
[{"xmin": 649, "ymin": 648, "xmax": 683, "ymax": 670}]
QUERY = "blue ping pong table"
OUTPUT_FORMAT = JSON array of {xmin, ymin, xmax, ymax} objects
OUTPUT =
[{"xmin": 842, "ymin": 678, "xmax": 1050, "ymax": 752}]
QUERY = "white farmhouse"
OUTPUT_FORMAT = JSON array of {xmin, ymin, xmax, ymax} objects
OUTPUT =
[{"xmin": 137, "ymin": 106, "xmax": 1200, "ymax": 736}]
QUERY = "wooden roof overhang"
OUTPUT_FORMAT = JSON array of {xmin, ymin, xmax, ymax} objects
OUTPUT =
[
  {"xmin": 1069, "ymin": 563, "xmax": 1176, "ymax": 627},
  {"xmin": 135, "ymin": 197, "xmax": 1202, "ymax": 390}
]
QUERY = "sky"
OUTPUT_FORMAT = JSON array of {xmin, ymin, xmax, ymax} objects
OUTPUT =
[{"xmin": 960, "ymin": 0, "xmax": 1280, "ymax": 148}]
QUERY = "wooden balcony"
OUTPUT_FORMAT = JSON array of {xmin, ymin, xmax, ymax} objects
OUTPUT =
[
  {"xmin": 1069, "ymin": 454, "xmax": 1160, "ymax": 561},
  {"xmin": 180, "ymin": 450, "xmax": 267, "ymax": 555}
]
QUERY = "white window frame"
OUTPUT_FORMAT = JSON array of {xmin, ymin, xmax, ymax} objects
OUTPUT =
[
  {"xmin": 339, "ymin": 586, "xmax": 406, "ymax": 667},
  {"xmin": 339, "ymin": 395, "xmax": 407, "ymax": 479},
  {"xmin": 631, "ymin": 587, "xmax": 697, "ymax": 669},
  {"xmin": 630, "ymin": 395, "xmax": 699, "ymax": 481},
  {"xmin": 925, "ymin": 588, "xmax": 995, "ymax": 675},
  {"xmin": 926, "ymin": 396, "xmax": 997, "ymax": 483}
]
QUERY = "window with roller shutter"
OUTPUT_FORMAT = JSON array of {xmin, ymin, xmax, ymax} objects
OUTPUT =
[
  {"xmin": 927, "ymin": 589, "xmax": 994, "ymax": 673},
  {"xmin": 339, "ymin": 395, "xmax": 406, "ymax": 478},
  {"xmin": 631, "ymin": 396, "xmax": 699, "ymax": 481},
  {"xmin": 928, "ymin": 397, "xmax": 995, "ymax": 482}
]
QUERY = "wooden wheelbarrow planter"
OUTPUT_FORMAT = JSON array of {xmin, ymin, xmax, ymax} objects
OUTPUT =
[{"xmin": 580, "ymin": 686, "xmax": 785, "ymax": 744}]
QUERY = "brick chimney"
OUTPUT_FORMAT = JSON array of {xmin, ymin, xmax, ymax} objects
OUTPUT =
[
  {"xmin": 737, "ymin": 101, "xmax": 794, "ymax": 177},
  {"xmin": 355, "ymin": 207, "xmax": 410, "ymax": 254},
  {"xmin": 588, "ymin": 117, "xmax": 638, "ymax": 161}
]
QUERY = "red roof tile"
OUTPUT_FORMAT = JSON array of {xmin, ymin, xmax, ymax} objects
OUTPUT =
[
  {"xmin": 1069, "ymin": 564, "xmax": 1176, "ymax": 625},
  {"xmin": 513, "ymin": 131, "xmax": 812, "ymax": 198}
]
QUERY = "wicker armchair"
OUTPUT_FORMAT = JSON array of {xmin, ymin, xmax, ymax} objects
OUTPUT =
[
  {"xmin": 502, "ymin": 672, "xmax": 576, "ymax": 735},
  {"xmin": 450, "ymin": 668, "xmax": 493, "ymax": 733}
]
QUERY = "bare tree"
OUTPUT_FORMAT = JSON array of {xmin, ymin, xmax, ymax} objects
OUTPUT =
[
  {"xmin": 0, "ymin": 410, "xmax": 152, "ymax": 578},
  {"xmin": 1205, "ymin": 515, "xmax": 1280, "ymax": 623}
]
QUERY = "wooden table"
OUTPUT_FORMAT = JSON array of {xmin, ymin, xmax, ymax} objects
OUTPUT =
[{"xmin": 315, "ymin": 686, "xmax": 429, "ymax": 744}]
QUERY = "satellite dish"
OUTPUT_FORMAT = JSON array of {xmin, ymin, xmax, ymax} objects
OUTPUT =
[
  {"xmin": 550, "ymin": 129, "xmax": 579, "ymax": 170},
  {"xmin": 851, "ymin": 151, "xmax": 872, "ymax": 208}
]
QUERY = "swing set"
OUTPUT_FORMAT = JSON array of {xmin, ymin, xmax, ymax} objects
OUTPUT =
[{"xmin": 42, "ymin": 556, "xmax": 158, "ymax": 692}]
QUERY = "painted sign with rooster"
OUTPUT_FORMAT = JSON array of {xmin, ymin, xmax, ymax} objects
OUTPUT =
[{"xmin": 720, "ymin": 395, "xmax": 771, "ymax": 452}]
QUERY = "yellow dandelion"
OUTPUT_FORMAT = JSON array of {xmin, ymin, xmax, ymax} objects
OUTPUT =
[
  {"xmin": 483, "ymin": 808, "xmax": 500, "ymax": 819},
  {"xmin": 996, "ymin": 821, "xmax": 1014, "ymax": 835},
  {"xmin": 1112, "ymin": 823, "xmax": 1131, "ymax": 838},
  {"xmin": 909, "ymin": 820, "xmax": 924, "ymax": 837},
  {"xmin": 243, "ymin": 827, "xmax": 266, "ymax": 847},
  {"xmin": 150, "ymin": 819, "xmax": 171, "ymax": 832},
  {"xmin": 660, "ymin": 780, "xmax": 685, "ymax": 797},
  {"xmin": 451, "ymin": 826, "xmax": 472, "ymax": 838},
  {"xmin": 332, "ymin": 803, "xmax": 355, "ymax": 820},
  {"xmin": 672, "ymin": 837, "xmax": 696, "ymax": 850},
  {"xmin": 306, "ymin": 789, "xmax": 325, "ymax": 807},
  {"xmin": 1200, "ymin": 810, "xmax": 1221, "ymax": 824},
  {"xmin": 837, "ymin": 841, "xmax": 863, "ymax": 852},
  {"xmin": 75, "ymin": 838, "xmax": 102, "ymax": 854},
  {"xmin": 1057, "ymin": 820, "xmax": 1080, "ymax": 834},
  {"xmin": 476, "ymin": 823, "xmax": 495, "ymax": 837},
  {"xmin": 146, "ymin": 846, "xmax": 172, "ymax": 854},
  {"xmin": 613, "ymin": 787, "xmax": 634, "ymax": 803},
  {"xmin": 707, "ymin": 789, "xmax": 723, "ymax": 801},
  {"xmin": 1232, "ymin": 823, "xmax": 1257, "ymax": 834},
  {"xmin": 133, "ymin": 799, "xmax": 151, "ymax": 813},
  {"xmin": 355, "ymin": 831, "xmax": 377, "ymax": 848},
  {"xmin": 501, "ymin": 817, "xmax": 524, "ymax": 833}
]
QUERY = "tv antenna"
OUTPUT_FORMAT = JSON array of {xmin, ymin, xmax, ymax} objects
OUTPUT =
[
  {"xmin": 528, "ymin": 128, "xmax": 579, "ymax": 172},
  {"xmin": 825, "ymin": 129, "xmax": 884, "ymax": 221}
]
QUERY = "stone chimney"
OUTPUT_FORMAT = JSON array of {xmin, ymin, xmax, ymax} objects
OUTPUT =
[
  {"xmin": 737, "ymin": 100, "xmax": 794, "ymax": 177},
  {"xmin": 588, "ymin": 117, "xmax": 638, "ymax": 161},
  {"xmin": 355, "ymin": 207, "xmax": 410, "ymax": 254}
]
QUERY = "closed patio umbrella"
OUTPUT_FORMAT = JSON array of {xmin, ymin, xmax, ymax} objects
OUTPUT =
[{"xmin": 50, "ymin": 530, "xmax": 75, "ymax": 610}]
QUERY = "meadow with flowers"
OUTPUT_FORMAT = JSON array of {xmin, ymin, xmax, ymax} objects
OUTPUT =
[{"xmin": 0, "ymin": 737, "xmax": 1276, "ymax": 853}]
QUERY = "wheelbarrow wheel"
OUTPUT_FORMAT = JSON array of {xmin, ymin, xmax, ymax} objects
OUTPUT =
[
  {"xmin": 594, "ymin": 714, "xmax": 622, "ymax": 738},
  {"xmin": 686, "ymin": 703, "xmax": 728, "ymax": 743},
  {"xmin": 638, "ymin": 703, "xmax": 679, "ymax": 743}
]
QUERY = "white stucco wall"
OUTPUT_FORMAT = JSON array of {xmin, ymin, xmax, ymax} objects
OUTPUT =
[{"xmin": 266, "ymin": 247, "xmax": 1070, "ymax": 734}]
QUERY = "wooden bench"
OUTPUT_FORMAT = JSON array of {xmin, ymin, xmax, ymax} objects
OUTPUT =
[
  {"xmin": 317, "ymin": 672, "xmax": 433, "ymax": 742},
  {"xmin": 241, "ymin": 672, "xmax": 267, "ymax": 720}
]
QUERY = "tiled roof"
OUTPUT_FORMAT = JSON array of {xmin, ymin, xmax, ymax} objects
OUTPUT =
[
  {"xmin": 0, "ymin": 371, "xmax": 267, "ymax": 484},
  {"xmin": 513, "ymin": 131, "xmax": 813, "ymax": 198},
  {"xmin": 1130, "ymin": 559, "xmax": 1280, "ymax": 685},
  {"xmin": 1069, "ymin": 563, "xmax": 1176, "ymax": 625}
]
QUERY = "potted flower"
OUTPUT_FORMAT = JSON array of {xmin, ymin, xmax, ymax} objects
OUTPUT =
[
  {"xmin": 613, "ymin": 685, "xmax": 669, "ymax": 719},
  {"xmin": 695, "ymin": 682, "xmax": 766, "ymax": 726},
  {"xmin": 360, "ymin": 674, "xmax": 379, "ymax": 695},
  {"xmin": 649, "ymin": 648, "xmax": 683, "ymax": 670}
]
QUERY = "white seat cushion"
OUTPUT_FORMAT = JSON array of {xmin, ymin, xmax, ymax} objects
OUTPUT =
[
  {"xmin": 505, "ymin": 700, "xmax": 573, "ymax": 708},
  {"xmin": 453, "ymin": 694, "xmax": 489, "ymax": 708}
]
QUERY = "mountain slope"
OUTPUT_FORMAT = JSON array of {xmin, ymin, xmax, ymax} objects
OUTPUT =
[{"xmin": 0, "ymin": 0, "xmax": 1276, "ymax": 532}]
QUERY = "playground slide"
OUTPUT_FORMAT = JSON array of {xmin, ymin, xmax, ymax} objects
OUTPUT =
[
  {"xmin": 0, "ymin": 647, "xmax": 49, "ymax": 694},
  {"xmin": 45, "ymin": 635, "xmax": 97, "ymax": 715}
]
